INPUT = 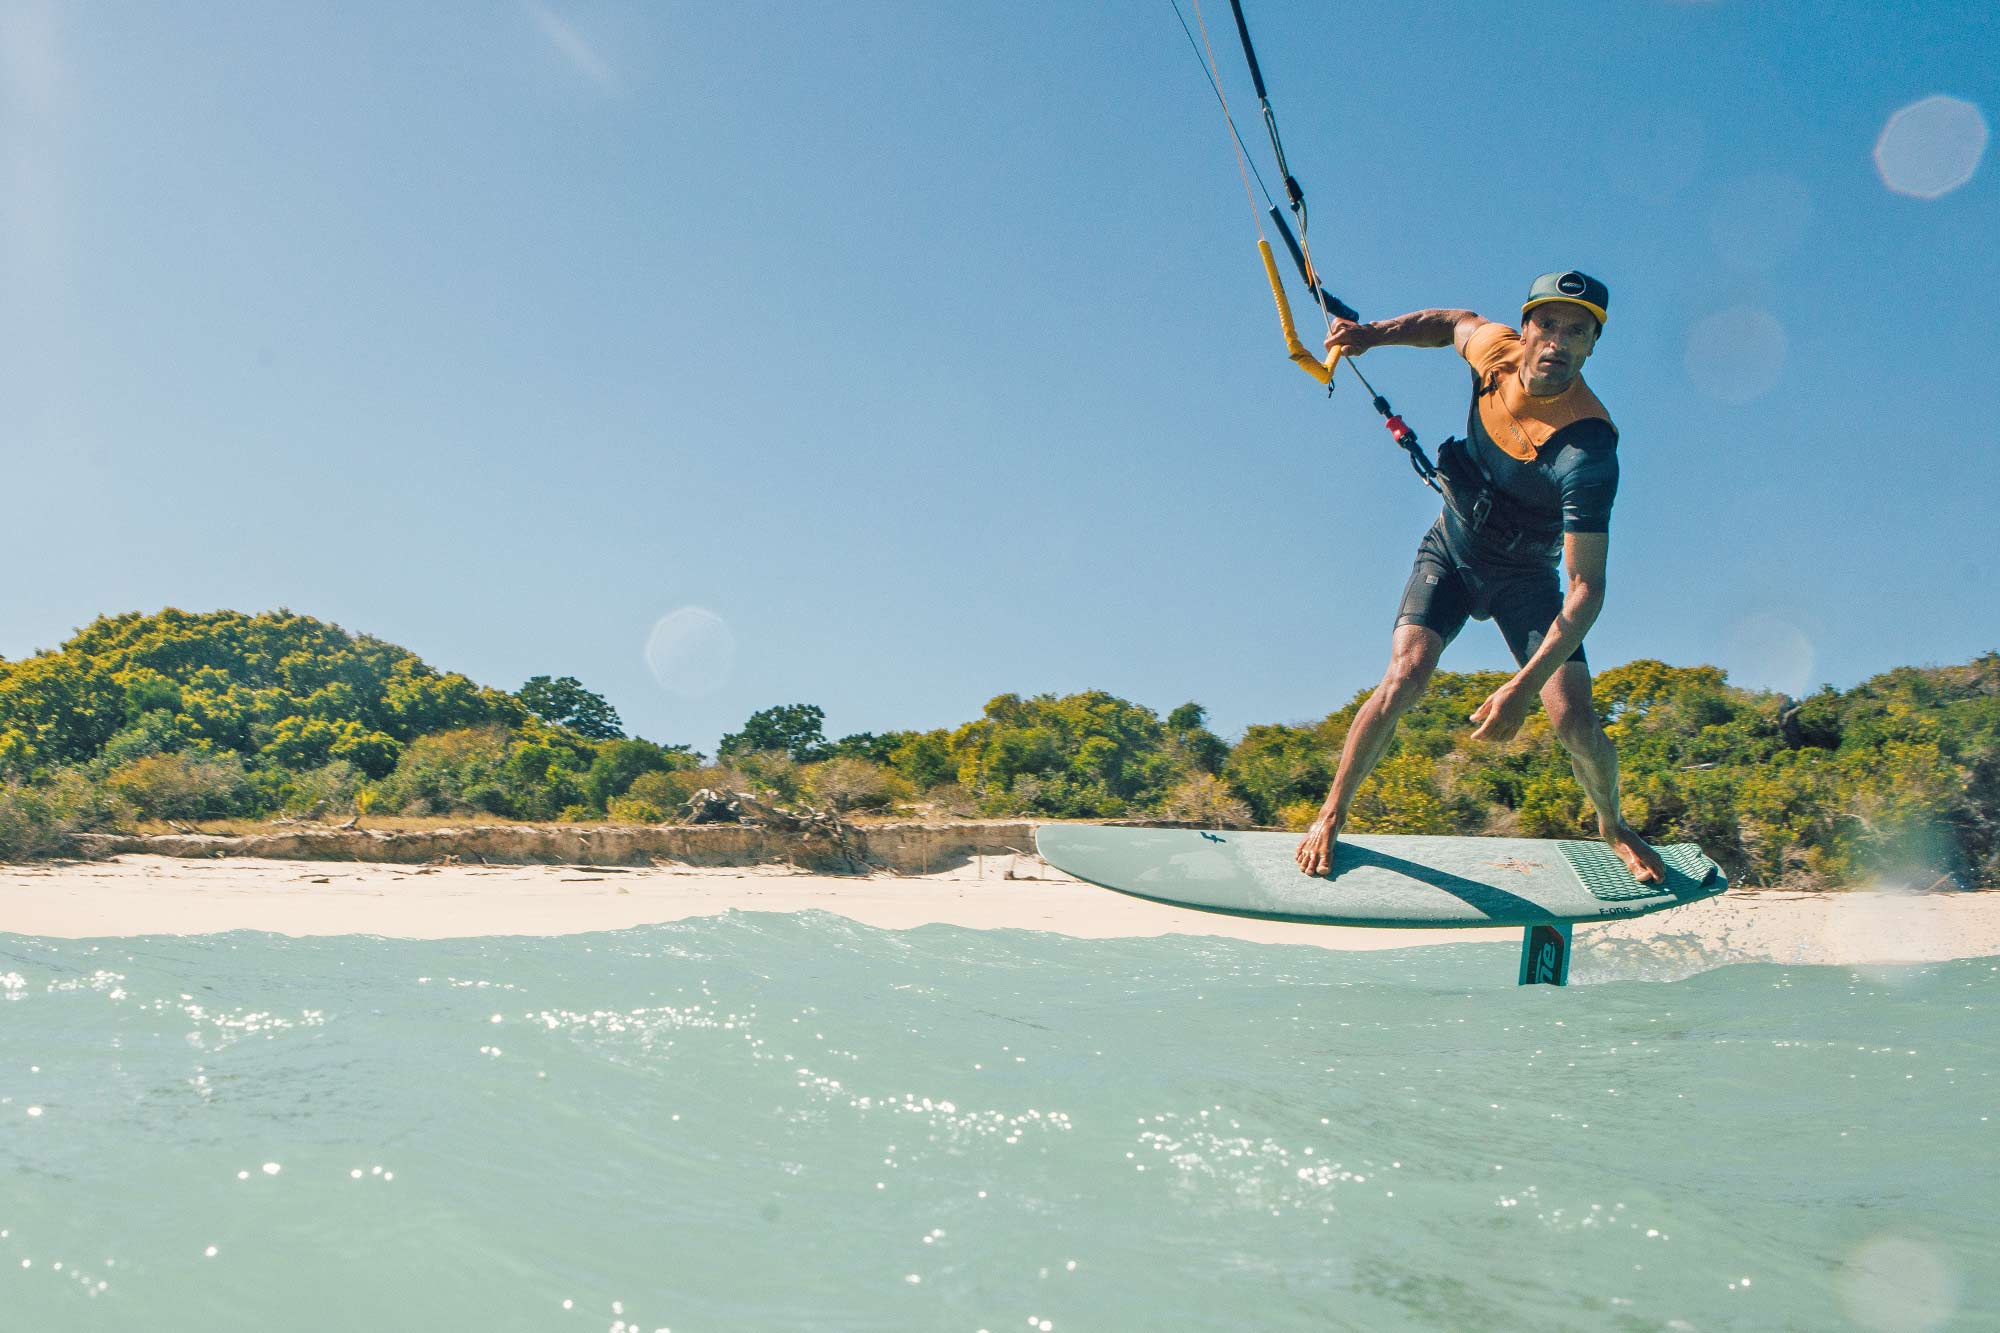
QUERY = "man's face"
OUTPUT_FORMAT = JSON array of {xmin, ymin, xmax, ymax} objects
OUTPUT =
[{"xmin": 1519, "ymin": 302, "xmax": 1600, "ymax": 391}]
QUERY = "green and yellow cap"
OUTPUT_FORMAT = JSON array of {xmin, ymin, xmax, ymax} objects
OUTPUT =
[{"xmin": 1522, "ymin": 270, "xmax": 1609, "ymax": 326}]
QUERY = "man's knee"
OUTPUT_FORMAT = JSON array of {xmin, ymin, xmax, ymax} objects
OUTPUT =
[
  {"xmin": 1544, "ymin": 666, "xmax": 1605, "ymax": 751},
  {"xmin": 1552, "ymin": 708, "xmax": 1605, "ymax": 754},
  {"xmin": 1378, "ymin": 627, "xmax": 1442, "ymax": 713}
]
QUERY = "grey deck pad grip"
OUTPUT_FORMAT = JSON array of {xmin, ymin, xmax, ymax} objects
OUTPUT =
[{"xmin": 1034, "ymin": 826, "xmax": 1727, "ymax": 928}]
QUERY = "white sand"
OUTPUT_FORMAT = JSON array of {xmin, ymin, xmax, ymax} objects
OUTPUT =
[{"xmin": 2, "ymin": 855, "xmax": 1996, "ymax": 970}]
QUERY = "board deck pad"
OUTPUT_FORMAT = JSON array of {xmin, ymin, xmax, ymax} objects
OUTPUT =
[
  {"xmin": 1034, "ymin": 826, "xmax": 1726, "ymax": 929},
  {"xmin": 1557, "ymin": 839, "xmax": 1715, "ymax": 902}
]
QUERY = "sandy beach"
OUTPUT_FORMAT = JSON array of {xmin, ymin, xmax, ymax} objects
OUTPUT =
[{"xmin": 2, "ymin": 854, "xmax": 1995, "ymax": 969}]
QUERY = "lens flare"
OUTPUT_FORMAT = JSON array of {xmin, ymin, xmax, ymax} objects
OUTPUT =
[
  {"xmin": 643, "ymin": 607, "xmax": 736, "ymax": 699},
  {"xmin": 1837, "ymin": 1233, "xmax": 1959, "ymax": 1332},
  {"xmin": 1706, "ymin": 174, "xmax": 1812, "ymax": 271},
  {"xmin": 1824, "ymin": 890, "xmax": 1960, "ymax": 988},
  {"xmin": 1723, "ymin": 612, "xmax": 1815, "ymax": 699},
  {"xmin": 1684, "ymin": 306, "xmax": 1786, "ymax": 404},
  {"xmin": 1874, "ymin": 96, "xmax": 1987, "ymax": 199}
]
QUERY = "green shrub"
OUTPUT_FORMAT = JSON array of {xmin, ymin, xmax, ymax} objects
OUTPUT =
[
  {"xmin": 802, "ymin": 757, "xmax": 906, "ymax": 813},
  {"xmin": 1517, "ymin": 768, "xmax": 1590, "ymax": 839},
  {"xmin": 888, "ymin": 730, "xmax": 955, "ymax": 790},
  {"xmin": 375, "ymin": 726, "xmax": 515, "ymax": 815},
  {"xmin": 951, "ymin": 691, "xmax": 1170, "ymax": 815},
  {"xmin": 1276, "ymin": 799, "xmax": 1321, "ymax": 831},
  {"xmin": 918, "ymin": 782, "xmax": 978, "ymax": 818},
  {"xmin": 1225, "ymin": 723, "xmax": 1340, "ymax": 825},
  {"xmin": 331, "ymin": 729, "xmax": 402, "ymax": 780},
  {"xmin": 1346, "ymin": 752, "xmax": 1456, "ymax": 835},
  {"xmin": 976, "ymin": 770, "xmax": 1125, "ymax": 819},
  {"xmin": 584, "ymin": 738, "xmax": 699, "ymax": 812},
  {"xmin": 105, "ymin": 751, "xmax": 254, "ymax": 822},
  {"xmin": 607, "ymin": 794, "xmax": 668, "ymax": 825},
  {"xmin": 264, "ymin": 716, "xmax": 398, "ymax": 777},
  {"xmin": 272, "ymin": 761, "xmax": 364, "ymax": 819},
  {"xmin": 97, "ymin": 709, "xmax": 198, "ymax": 768},
  {"xmin": 0, "ymin": 784, "xmax": 67, "ymax": 859},
  {"xmin": 624, "ymin": 768, "xmax": 704, "ymax": 818},
  {"xmin": 0, "ymin": 772, "xmax": 131, "ymax": 860},
  {"xmin": 720, "ymin": 753, "xmax": 802, "ymax": 804},
  {"xmin": 1161, "ymin": 774, "xmax": 1254, "ymax": 827},
  {"xmin": 0, "ymin": 654, "xmax": 124, "ymax": 768}
]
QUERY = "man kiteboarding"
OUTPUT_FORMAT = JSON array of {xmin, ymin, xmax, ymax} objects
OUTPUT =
[{"xmin": 1293, "ymin": 271, "xmax": 1668, "ymax": 886}]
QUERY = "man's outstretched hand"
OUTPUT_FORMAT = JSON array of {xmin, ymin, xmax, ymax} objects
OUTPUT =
[{"xmin": 1469, "ymin": 682, "xmax": 1533, "ymax": 743}]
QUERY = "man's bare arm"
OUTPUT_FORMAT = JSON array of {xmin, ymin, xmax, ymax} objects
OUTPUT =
[
  {"xmin": 1513, "ymin": 531, "xmax": 1607, "ymax": 694},
  {"xmin": 1326, "ymin": 309, "xmax": 1492, "ymax": 356},
  {"xmin": 1467, "ymin": 532, "xmax": 1607, "ymax": 743}
]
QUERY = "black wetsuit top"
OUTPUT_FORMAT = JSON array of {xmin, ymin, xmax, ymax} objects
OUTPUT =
[
  {"xmin": 1394, "ymin": 331, "xmax": 1621, "ymax": 666},
  {"xmin": 1443, "ymin": 404, "xmax": 1619, "ymax": 569}
]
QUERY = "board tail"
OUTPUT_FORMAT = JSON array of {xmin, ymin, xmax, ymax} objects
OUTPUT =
[{"xmin": 1518, "ymin": 923, "xmax": 1572, "ymax": 986}]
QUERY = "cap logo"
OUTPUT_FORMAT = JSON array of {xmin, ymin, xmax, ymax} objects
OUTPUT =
[{"xmin": 1557, "ymin": 272, "xmax": 1588, "ymax": 296}]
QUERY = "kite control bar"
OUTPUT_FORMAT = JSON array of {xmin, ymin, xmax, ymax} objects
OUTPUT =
[
  {"xmin": 1170, "ymin": 0, "xmax": 1443, "ymax": 494},
  {"xmin": 1223, "ymin": 0, "xmax": 1441, "ymax": 494},
  {"xmin": 1260, "ymin": 202, "xmax": 1440, "ymax": 492}
]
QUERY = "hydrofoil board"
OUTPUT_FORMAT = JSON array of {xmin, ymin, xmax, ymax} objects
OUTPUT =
[{"xmin": 1033, "ymin": 826, "xmax": 1728, "ymax": 985}]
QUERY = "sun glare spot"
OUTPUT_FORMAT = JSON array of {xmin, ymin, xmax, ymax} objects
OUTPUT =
[
  {"xmin": 0, "ymin": 0, "xmax": 65, "ymax": 113},
  {"xmin": 524, "ymin": 1, "xmax": 615, "ymax": 89},
  {"xmin": 1684, "ymin": 306, "xmax": 1786, "ymax": 404},
  {"xmin": 1722, "ymin": 613, "xmax": 1814, "ymax": 699},
  {"xmin": 1826, "ymin": 891, "xmax": 1960, "ymax": 981},
  {"xmin": 1837, "ymin": 1234, "xmax": 1959, "ymax": 1332},
  {"xmin": 1874, "ymin": 96, "xmax": 1987, "ymax": 199},
  {"xmin": 645, "ymin": 607, "xmax": 737, "ymax": 699},
  {"xmin": 1706, "ymin": 175, "xmax": 1812, "ymax": 271}
]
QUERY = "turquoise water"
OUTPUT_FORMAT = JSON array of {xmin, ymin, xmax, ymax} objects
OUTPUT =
[{"xmin": 3, "ymin": 915, "xmax": 1994, "ymax": 1332}]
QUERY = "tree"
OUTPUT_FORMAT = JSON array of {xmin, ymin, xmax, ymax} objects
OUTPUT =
[
  {"xmin": 1166, "ymin": 701, "xmax": 1230, "ymax": 775},
  {"xmin": 888, "ymin": 730, "xmax": 954, "ymax": 790},
  {"xmin": 584, "ymin": 738, "xmax": 699, "ymax": 811},
  {"xmin": 518, "ymin": 676, "xmax": 624, "ymax": 740},
  {"xmin": 829, "ymin": 732, "xmax": 899, "ymax": 765},
  {"xmin": 0, "ymin": 653, "xmax": 126, "ymax": 768},
  {"xmin": 720, "ymin": 704, "xmax": 830, "ymax": 762},
  {"xmin": 1224, "ymin": 723, "xmax": 1338, "ymax": 825}
]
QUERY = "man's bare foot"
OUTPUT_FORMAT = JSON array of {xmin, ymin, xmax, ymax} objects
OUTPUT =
[
  {"xmin": 1295, "ymin": 818, "xmax": 1339, "ymax": 877},
  {"xmin": 1604, "ymin": 823, "xmax": 1666, "ymax": 884}
]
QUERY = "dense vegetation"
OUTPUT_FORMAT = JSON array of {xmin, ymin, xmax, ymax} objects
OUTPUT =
[{"xmin": 1, "ymin": 610, "xmax": 1993, "ymax": 889}]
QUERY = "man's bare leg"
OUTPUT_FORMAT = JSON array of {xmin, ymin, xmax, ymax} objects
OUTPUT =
[
  {"xmin": 1541, "ymin": 662, "xmax": 1667, "ymax": 883},
  {"xmin": 1295, "ymin": 624, "xmax": 1444, "ymax": 875}
]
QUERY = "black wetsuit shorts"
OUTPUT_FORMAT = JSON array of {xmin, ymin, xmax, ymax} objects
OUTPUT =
[{"xmin": 1394, "ymin": 517, "xmax": 1585, "ymax": 668}]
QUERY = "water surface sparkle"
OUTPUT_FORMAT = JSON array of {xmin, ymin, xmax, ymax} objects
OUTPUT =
[{"xmin": 2, "ymin": 917, "xmax": 1994, "ymax": 1330}]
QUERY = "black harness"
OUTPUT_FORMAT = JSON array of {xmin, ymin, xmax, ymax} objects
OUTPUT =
[{"xmin": 1433, "ymin": 436, "xmax": 1564, "ymax": 560}]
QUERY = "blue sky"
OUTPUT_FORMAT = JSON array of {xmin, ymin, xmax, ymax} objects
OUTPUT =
[{"xmin": 2, "ymin": 0, "xmax": 1995, "ymax": 753}]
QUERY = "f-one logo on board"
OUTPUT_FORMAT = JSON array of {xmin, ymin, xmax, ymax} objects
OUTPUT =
[{"xmin": 1528, "ymin": 926, "xmax": 1566, "ymax": 985}]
